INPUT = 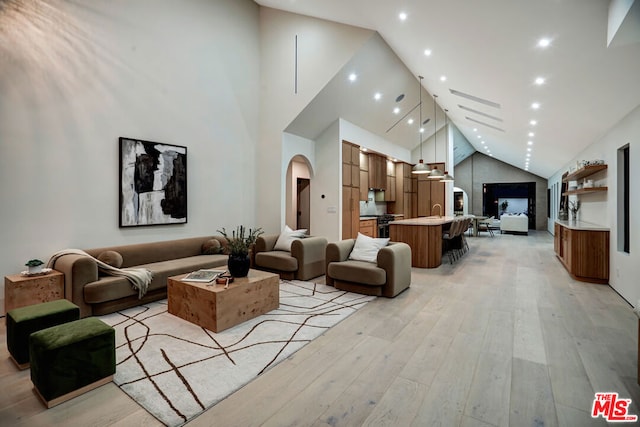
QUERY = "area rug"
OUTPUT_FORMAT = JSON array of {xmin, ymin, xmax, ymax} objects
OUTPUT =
[{"xmin": 98, "ymin": 280, "xmax": 374, "ymax": 427}]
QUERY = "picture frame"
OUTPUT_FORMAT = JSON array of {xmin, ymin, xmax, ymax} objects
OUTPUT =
[{"xmin": 119, "ymin": 137, "xmax": 187, "ymax": 227}]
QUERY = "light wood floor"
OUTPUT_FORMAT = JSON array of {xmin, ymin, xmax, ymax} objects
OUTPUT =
[{"xmin": 1, "ymin": 231, "xmax": 638, "ymax": 426}]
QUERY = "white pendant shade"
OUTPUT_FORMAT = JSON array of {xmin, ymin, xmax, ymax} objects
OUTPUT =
[{"xmin": 412, "ymin": 159, "xmax": 430, "ymax": 174}]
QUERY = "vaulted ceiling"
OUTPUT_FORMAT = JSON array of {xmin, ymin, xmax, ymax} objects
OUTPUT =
[{"xmin": 256, "ymin": 0, "xmax": 640, "ymax": 178}]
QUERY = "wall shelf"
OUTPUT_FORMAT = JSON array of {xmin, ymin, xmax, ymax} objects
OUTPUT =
[
  {"xmin": 562, "ymin": 186, "xmax": 608, "ymax": 196},
  {"xmin": 562, "ymin": 164, "xmax": 607, "ymax": 182}
]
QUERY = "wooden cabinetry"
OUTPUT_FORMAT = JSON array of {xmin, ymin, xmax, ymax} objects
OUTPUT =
[
  {"xmin": 342, "ymin": 141, "xmax": 361, "ymax": 239},
  {"xmin": 554, "ymin": 221, "xmax": 609, "ymax": 284},
  {"xmin": 359, "ymin": 152, "xmax": 369, "ymax": 201},
  {"xmin": 368, "ymin": 154, "xmax": 387, "ymax": 190},
  {"xmin": 384, "ymin": 159, "xmax": 396, "ymax": 202},
  {"xmin": 562, "ymin": 164, "xmax": 608, "ymax": 195},
  {"xmin": 416, "ymin": 165, "xmax": 445, "ymax": 217},
  {"xmin": 389, "ymin": 162, "xmax": 416, "ymax": 219},
  {"xmin": 359, "ymin": 219, "xmax": 377, "ymax": 238}
]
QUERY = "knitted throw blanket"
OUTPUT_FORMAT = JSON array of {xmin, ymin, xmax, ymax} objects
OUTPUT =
[{"xmin": 47, "ymin": 249, "xmax": 153, "ymax": 299}]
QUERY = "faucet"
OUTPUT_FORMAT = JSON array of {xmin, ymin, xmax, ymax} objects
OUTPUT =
[{"xmin": 432, "ymin": 203, "xmax": 442, "ymax": 218}]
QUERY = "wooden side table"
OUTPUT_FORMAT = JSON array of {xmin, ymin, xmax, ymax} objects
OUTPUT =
[{"xmin": 4, "ymin": 270, "xmax": 64, "ymax": 312}]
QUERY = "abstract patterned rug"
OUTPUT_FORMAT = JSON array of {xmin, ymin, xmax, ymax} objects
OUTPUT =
[{"xmin": 99, "ymin": 280, "xmax": 374, "ymax": 427}]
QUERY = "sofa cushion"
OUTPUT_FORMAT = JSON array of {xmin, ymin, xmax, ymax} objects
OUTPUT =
[
  {"xmin": 255, "ymin": 251, "xmax": 298, "ymax": 272},
  {"xmin": 273, "ymin": 226, "xmax": 307, "ymax": 252},
  {"xmin": 97, "ymin": 251, "xmax": 123, "ymax": 268},
  {"xmin": 348, "ymin": 233, "xmax": 389, "ymax": 263},
  {"xmin": 328, "ymin": 260, "xmax": 386, "ymax": 286}
]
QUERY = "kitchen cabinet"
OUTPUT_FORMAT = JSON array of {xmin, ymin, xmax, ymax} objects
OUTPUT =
[
  {"xmin": 359, "ymin": 219, "xmax": 377, "ymax": 238},
  {"xmin": 554, "ymin": 220, "xmax": 609, "ymax": 284},
  {"xmin": 342, "ymin": 141, "xmax": 360, "ymax": 239},
  {"xmin": 389, "ymin": 162, "xmax": 415, "ymax": 219},
  {"xmin": 359, "ymin": 152, "xmax": 369, "ymax": 201},
  {"xmin": 368, "ymin": 154, "xmax": 387, "ymax": 190},
  {"xmin": 384, "ymin": 159, "xmax": 396, "ymax": 202},
  {"xmin": 416, "ymin": 166, "xmax": 445, "ymax": 217}
]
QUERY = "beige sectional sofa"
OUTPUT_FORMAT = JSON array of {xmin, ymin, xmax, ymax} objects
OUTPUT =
[{"xmin": 50, "ymin": 236, "xmax": 229, "ymax": 318}]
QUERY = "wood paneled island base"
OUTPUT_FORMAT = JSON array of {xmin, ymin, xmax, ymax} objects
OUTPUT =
[
  {"xmin": 167, "ymin": 269, "xmax": 279, "ymax": 332},
  {"xmin": 390, "ymin": 216, "xmax": 456, "ymax": 268}
]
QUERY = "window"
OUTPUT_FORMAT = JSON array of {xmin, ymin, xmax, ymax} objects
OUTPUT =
[{"xmin": 617, "ymin": 144, "xmax": 630, "ymax": 253}]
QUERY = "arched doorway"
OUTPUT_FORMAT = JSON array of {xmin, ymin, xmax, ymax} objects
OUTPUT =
[{"xmin": 285, "ymin": 156, "xmax": 312, "ymax": 231}]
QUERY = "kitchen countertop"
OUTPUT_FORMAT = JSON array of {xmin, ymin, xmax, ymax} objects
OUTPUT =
[
  {"xmin": 389, "ymin": 216, "xmax": 456, "ymax": 226},
  {"xmin": 555, "ymin": 219, "xmax": 609, "ymax": 231}
]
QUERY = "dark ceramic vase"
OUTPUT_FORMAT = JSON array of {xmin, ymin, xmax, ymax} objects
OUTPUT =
[{"xmin": 228, "ymin": 254, "xmax": 250, "ymax": 277}]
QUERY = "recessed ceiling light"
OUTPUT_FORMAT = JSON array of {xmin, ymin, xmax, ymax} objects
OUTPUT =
[
  {"xmin": 530, "ymin": 120, "xmax": 537, "ymax": 126},
  {"xmin": 481, "ymin": 141, "xmax": 485, "ymax": 145},
  {"xmin": 440, "ymin": 75, "xmax": 447, "ymax": 82},
  {"xmin": 374, "ymin": 92, "xmax": 382, "ymax": 100},
  {"xmin": 489, "ymin": 154, "xmax": 493, "ymax": 157},
  {"xmin": 528, "ymin": 132, "xmax": 535, "ymax": 137},
  {"xmin": 535, "ymin": 77, "xmax": 545, "ymax": 85},
  {"xmin": 527, "ymin": 141, "xmax": 533, "ymax": 145},
  {"xmin": 538, "ymin": 38, "xmax": 551, "ymax": 48},
  {"xmin": 362, "ymin": 148, "xmax": 368, "ymax": 152},
  {"xmin": 348, "ymin": 73, "xmax": 357, "ymax": 82},
  {"xmin": 531, "ymin": 102, "xmax": 540, "ymax": 110},
  {"xmin": 419, "ymin": 127, "xmax": 424, "ymax": 133},
  {"xmin": 487, "ymin": 149, "xmax": 491, "ymax": 153},
  {"xmin": 424, "ymin": 49, "xmax": 432, "ymax": 56},
  {"xmin": 408, "ymin": 118, "xmax": 414, "ymax": 125},
  {"xmin": 473, "ymin": 128, "xmax": 478, "ymax": 132},
  {"xmin": 527, "ymin": 153, "xmax": 531, "ymax": 157},
  {"xmin": 393, "ymin": 107, "xmax": 400, "ymax": 114},
  {"xmin": 399, "ymin": 12, "xmax": 407, "ymax": 21},
  {"xmin": 527, "ymin": 148, "xmax": 532, "ymax": 152}
]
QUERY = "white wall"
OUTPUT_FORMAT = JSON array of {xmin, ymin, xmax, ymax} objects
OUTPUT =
[
  {"xmin": 339, "ymin": 119, "xmax": 411, "ymax": 163},
  {"xmin": 258, "ymin": 8, "xmax": 373, "ymax": 235},
  {"xmin": 547, "ymin": 104, "xmax": 640, "ymax": 306},
  {"xmin": 0, "ymin": 0, "xmax": 260, "ymax": 303},
  {"xmin": 310, "ymin": 121, "xmax": 341, "ymax": 242}
]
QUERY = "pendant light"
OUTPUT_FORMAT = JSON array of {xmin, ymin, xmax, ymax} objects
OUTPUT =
[
  {"xmin": 412, "ymin": 75, "xmax": 430, "ymax": 174},
  {"xmin": 428, "ymin": 94, "xmax": 444, "ymax": 179},
  {"xmin": 440, "ymin": 109, "xmax": 455, "ymax": 182}
]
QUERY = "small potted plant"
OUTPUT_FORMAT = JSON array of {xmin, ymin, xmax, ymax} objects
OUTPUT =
[
  {"xmin": 25, "ymin": 259, "xmax": 45, "ymax": 274},
  {"xmin": 217, "ymin": 226, "xmax": 263, "ymax": 277}
]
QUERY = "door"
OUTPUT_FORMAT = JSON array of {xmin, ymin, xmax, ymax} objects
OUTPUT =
[{"xmin": 297, "ymin": 178, "xmax": 310, "ymax": 230}]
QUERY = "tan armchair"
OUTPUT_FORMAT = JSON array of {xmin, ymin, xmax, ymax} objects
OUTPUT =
[
  {"xmin": 254, "ymin": 234, "xmax": 328, "ymax": 280},
  {"xmin": 325, "ymin": 240, "xmax": 411, "ymax": 297}
]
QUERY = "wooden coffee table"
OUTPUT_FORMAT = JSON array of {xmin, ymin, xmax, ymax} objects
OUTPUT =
[{"xmin": 167, "ymin": 269, "xmax": 279, "ymax": 332}]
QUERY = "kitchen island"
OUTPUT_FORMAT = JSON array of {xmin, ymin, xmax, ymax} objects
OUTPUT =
[{"xmin": 389, "ymin": 216, "xmax": 456, "ymax": 268}]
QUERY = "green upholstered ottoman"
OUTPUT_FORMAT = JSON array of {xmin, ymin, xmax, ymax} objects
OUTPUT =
[
  {"xmin": 6, "ymin": 299, "xmax": 80, "ymax": 369},
  {"xmin": 30, "ymin": 317, "xmax": 115, "ymax": 408}
]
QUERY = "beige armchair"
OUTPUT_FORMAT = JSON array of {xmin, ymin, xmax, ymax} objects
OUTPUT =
[
  {"xmin": 254, "ymin": 234, "xmax": 328, "ymax": 280},
  {"xmin": 325, "ymin": 240, "xmax": 411, "ymax": 297}
]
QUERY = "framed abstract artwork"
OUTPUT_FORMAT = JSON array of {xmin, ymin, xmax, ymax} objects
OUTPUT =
[{"xmin": 119, "ymin": 137, "xmax": 187, "ymax": 227}]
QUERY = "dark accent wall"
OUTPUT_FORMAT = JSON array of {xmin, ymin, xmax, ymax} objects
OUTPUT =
[{"xmin": 455, "ymin": 152, "xmax": 548, "ymax": 230}]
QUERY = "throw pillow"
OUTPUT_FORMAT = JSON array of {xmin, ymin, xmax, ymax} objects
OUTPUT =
[
  {"xmin": 274, "ymin": 225, "xmax": 307, "ymax": 252},
  {"xmin": 348, "ymin": 233, "xmax": 389, "ymax": 263},
  {"xmin": 202, "ymin": 239, "xmax": 222, "ymax": 255},
  {"xmin": 97, "ymin": 250, "xmax": 123, "ymax": 268}
]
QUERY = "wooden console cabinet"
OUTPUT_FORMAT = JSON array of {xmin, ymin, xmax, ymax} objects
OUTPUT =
[{"xmin": 554, "ymin": 220, "xmax": 609, "ymax": 284}]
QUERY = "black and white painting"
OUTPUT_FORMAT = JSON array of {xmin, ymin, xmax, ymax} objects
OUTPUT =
[{"xmin": 119, "ymin": 137, "xmax": 187, "ymax": 227}]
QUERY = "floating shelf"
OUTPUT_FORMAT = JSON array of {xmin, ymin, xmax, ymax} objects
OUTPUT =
[
  {"xmin": 563, "ymin": 164, "xmax": 607, "ymax": 182},
  {"xmin": 563, "ymin": 186, "xmax": 608, "ymax": 196}
]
